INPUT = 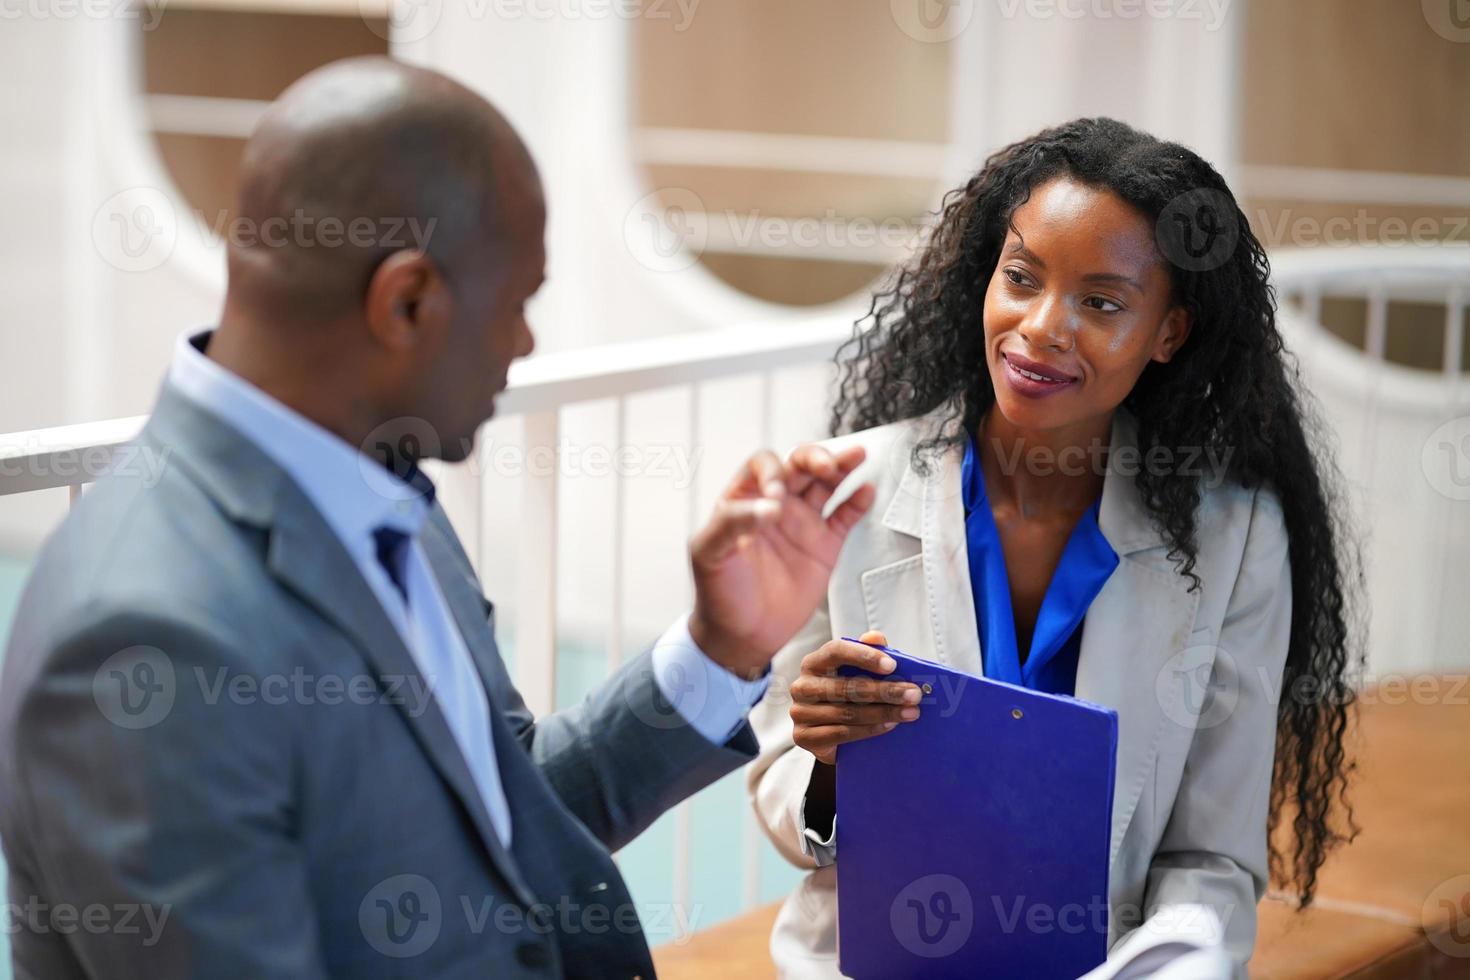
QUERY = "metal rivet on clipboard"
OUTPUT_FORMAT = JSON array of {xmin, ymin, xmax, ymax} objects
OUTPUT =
[{"xmin": 1011, "ymin": 708, "xmax": 1024, "ymax": 720}]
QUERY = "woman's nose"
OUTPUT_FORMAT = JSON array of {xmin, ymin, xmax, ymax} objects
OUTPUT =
[{"xmin": 1018, "ymin": 290, "xmax": 1074, "ymax": 351}]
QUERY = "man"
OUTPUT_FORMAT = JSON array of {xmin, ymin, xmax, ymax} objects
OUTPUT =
[{"xmin": 0, "ymin": 57, "xmax": 879, "ymax": 978}]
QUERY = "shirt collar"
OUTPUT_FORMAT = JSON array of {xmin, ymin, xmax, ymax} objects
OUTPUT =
[{"xmin": 167, "ymin": 328, "xmax": 433, "ymax": 549}]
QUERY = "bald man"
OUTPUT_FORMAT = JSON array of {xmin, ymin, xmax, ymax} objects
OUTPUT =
[{"xmin": 0, "ymin": 57, "xmax": 877, "ymax": 979}]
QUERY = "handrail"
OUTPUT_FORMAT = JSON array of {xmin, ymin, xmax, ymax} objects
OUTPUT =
[
  {"xmin": 0, "ymin": 416, "xmax": 149, "ymax": 498},
  {"xmin": 1270, "ymin": 244, "xmax": 1469, "ymax": 392},
  {"xmin": 6, "ymin": 247, "xmax": 1467, "ymax": 499},
  {"xmin": 1271, "ymin": 243, "xmax": 1470, "ymax": 304},
  {"xmin": 0, "ymin": 316, "xmax": 854, "ymax": 499}
]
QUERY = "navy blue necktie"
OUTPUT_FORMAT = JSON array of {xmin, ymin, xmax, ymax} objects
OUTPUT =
[
  {"xmin": 373, "ymin": 526, "xmax": 411, "ymax": 604},
  {"xmin": 372, "ymin": 460, "xmax": 437, "ymax": 604}
]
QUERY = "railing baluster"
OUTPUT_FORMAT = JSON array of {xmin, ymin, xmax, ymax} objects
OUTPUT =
[
  {"xmin": 605, "ymin": 399, "xmax": 627, "ymax": 879},
  {"xmin": 1364, "ymin": 284, "xmax": 1388, "ymax": 363},
  {"xmin": 740, "ymin": 372, "xmax": 777, "ymax": 913},
  {"xmin": 1358, "ymin": 283, "xmax": 1388, "ymax": 504},
  {"xmin": 1433, "ymin": 286, "xmax": 1467, "ymax": 671},
  {"xmin": 673, "ymin": 383, "xmax": 701, "ymax": 941},
  {"xmin": 516, "ymin": 409, "xmax": 560, "ymax": 718},
  {"xmin": 1445, "ymin": 285, "xmax": 1465, "ymax": 380},
  {"xmin": 608, "ymin": 396, "xmax": 626, "ymax": 672},
  {"xmin": 1301, "ymin": 285, "xmax": 1321, "ymax": 327}
]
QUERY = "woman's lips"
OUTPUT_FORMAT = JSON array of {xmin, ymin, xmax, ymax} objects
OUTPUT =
[{"xmin": 1001, "ymin": 351, "xmax": 1077, "ymax": 399}]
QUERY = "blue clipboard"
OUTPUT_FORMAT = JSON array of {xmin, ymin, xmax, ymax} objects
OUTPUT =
[{"xmin": 835, "ymin": 642, "xmax": 1119, "ymax": 979}]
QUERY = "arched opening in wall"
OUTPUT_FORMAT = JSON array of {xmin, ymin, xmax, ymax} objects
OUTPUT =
[
  {"xmin": 630, "ymin": 0, "xmax": 950, "ymax": 307},
  {"xmin": 139, "ymin": 1, "xmax": 391, "ymax": 229}
]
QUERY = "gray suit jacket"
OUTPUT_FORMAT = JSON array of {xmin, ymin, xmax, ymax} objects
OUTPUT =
[{"xmin": 0, "ymin": 381, "xmax": 757, "ymax": 979}]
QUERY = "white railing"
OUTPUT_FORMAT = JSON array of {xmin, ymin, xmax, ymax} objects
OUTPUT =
[
  {"xmin": 0, "ymin": 315, "xmax": 853, "ymax": 714},
  {"xmin": 0, "ymin": 313, "xmax": 853, "ymax": 930},
  {"xmin": 1271, "ymin": 245, "xmax": 1470, "ymax": 678}
]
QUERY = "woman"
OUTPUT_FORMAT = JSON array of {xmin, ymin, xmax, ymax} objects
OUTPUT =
[{"xmin": 746, "ymin": 117, "xmax": 1365, "ymax": 978}]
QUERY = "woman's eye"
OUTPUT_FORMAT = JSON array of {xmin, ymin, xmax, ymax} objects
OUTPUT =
[
  {"xmin": 1003, "ymin": 268, "xmax": 1029, "ymax": 287},
  {"xmin": 1085, "ymin": 296, "xmax": 1122, "ymax": 313}
]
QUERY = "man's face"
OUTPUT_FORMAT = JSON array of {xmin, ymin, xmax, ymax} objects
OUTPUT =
[{"xmin": 419, "ymin": 180, "xmax": 545, "ymax": 463}]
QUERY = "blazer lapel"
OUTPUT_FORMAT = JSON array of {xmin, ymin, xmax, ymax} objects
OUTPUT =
[
  {"xmin": 147, "ymin": 383, "xmax": 539, "ymax": 907},
  {"xmin": 416, "ymin": 519, "xmax": 511, "ymax": 719},
  {"xmin": 869, "ymin": 430, "xmax": 981, "ymax": 674},
  {"xmin": 265, "ymin": 485, "xmax": 540, "ymax": 908},
  {"xmin": 1073, "ymin": 409, "xmax": 1202, "ymax": 865}
]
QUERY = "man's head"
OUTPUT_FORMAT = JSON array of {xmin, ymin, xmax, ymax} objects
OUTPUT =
[{"xmin": 218, "ymin": 56, "xmax": 545, "ymax": 463}]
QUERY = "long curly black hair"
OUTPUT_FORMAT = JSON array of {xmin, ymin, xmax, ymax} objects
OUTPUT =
[{"xmin": 830, "ymin": 116, "xmax": 1366, "ymax": 907}]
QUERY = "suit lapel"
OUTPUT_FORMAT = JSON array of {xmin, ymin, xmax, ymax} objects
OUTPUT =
[
  {"xmin": 264, "ymin": 486, "xmax": 540, "ymax": 908},
  {"xmin": 1074, "ymin": 554, "xmax": 1200, "ymax": 865},
  {"xmin": 147, "ymin": 382, "xmax": 540, "ymax": 907},
  {"xmin": 1074, "ymin": 409, "xmax": 1202, "ymax": 865},
  {"xmin": 416, "ymin": 519, "xmax": 511, "ymax": 720},
  {"xmin": 867, "ymin": 428, "xmax": 981, "ymax": 675}
]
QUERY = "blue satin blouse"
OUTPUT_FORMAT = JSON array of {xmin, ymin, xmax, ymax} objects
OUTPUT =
[{"xmin": 959, "ymin": 430, "xmax": 1120, "ymax": 695}]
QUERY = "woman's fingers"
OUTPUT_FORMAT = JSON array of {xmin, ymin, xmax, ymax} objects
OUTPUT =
[
  {"xmin": 801, "ymin": 638, "xmax": 898, "ymax": 677},
  {"xmin": 791, "ymin": 632, "xmax": 916, "ymax": 763},
  {"xmin": 794, "ymin": 722, "xmax": 905, "ymax": 765},
  {"xmin": 791, "ymin": 701, "xmax": 919, "ymax": 727},
  {"xmin": 789, "ymin": 674, "xmax": 920, "ymax": 706}
]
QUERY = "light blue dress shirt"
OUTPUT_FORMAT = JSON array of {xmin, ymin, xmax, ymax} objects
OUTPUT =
[{"xmin": 167, "ymin": 328, "xmax": 769, "ymax": 848}]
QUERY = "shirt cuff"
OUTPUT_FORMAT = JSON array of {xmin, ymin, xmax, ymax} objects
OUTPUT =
[
  {"xmin": 650, "ymin": 612, "xmax": 770, "ymax": 746},
  {"xmin": 800, "ymin": 812, "xmax": 838, "ymax": 867}
]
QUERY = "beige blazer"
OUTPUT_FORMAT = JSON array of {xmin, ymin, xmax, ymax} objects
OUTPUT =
[{"xmin": 747, "ymin": 405, "xmax": 1293, "ymax": 979}]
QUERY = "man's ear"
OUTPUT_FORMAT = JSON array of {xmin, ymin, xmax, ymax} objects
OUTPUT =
[
  {"xmin": 1152, "ymin": 304, "xmax": 1192, "ymax": 364},
  {"xmin": 364, "ymin": 250, "xmax": 450, "ymax": 351}
]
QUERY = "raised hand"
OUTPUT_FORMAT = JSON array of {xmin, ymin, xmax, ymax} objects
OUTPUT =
[{"xmin": 688, "ymin": 443, "xmax": 876, "ymax": 678}]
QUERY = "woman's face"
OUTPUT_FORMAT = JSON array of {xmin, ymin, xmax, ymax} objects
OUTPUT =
[{"xmin": 981, "ymin": 175, "xmax": 1191, "ymax": 432}]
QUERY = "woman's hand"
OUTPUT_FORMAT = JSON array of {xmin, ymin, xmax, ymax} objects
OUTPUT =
[{"xmin": 790, "ymin": 630, "xmax": 922, "ymax": 766}]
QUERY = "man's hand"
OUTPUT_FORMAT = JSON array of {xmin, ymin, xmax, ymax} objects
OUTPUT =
[{"xmin": 687, "ymin": 443, "xmax": 875, "ymax": 678}]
